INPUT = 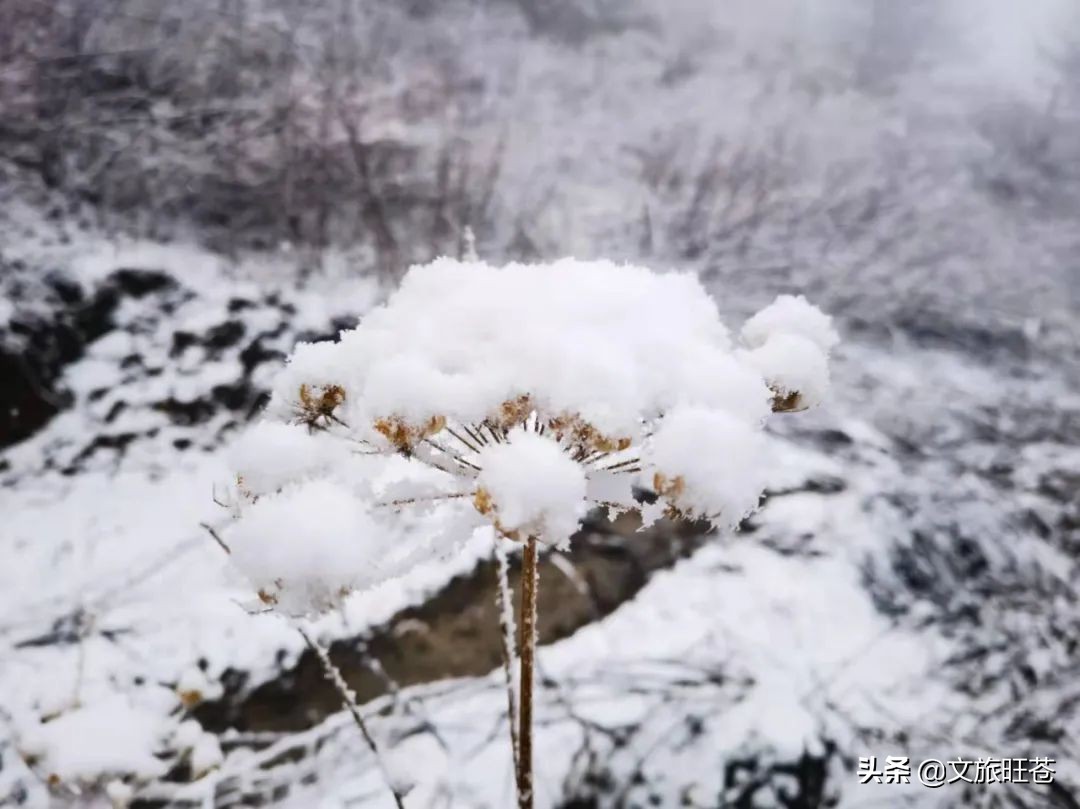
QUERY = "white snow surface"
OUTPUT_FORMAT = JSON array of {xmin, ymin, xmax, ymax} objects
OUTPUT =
[
  {"xmin": 641, "ymin": 406, "xmax": 772, "ymax": 525},
  {"xmin": 743, "ymin": 333, "xmax": 832, "ymax": 409},
  {"xmin": 2, "ymin": 222, "xmax": 1076, "ymax": 808},
  {"xmin": 231, "ymin": 422, "xmax": 354, "ymax": 499},
  {"xmin": 17, "ymin": 692, "xmax": 175, "ymax": 783},
  {"xmin": 741, "ymin": 294, "xmax": 841, "ymax": 355},
  {"xmin": 475, "ymin": 428, "xmax": 589, "ymax": 547},
  {"xmin": 266, "ymin": 258, "xmax": 792, "ymax": 438},
  {"xmin": 229, "ymin": 479, "xmax": 396, "ymax": 616}
]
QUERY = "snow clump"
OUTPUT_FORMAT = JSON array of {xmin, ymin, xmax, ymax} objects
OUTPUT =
[
  {"xmin": 475, "ymin": 428, "xmax": 589, "ymax": 548},
  {"xmin": 739, "ymin": 294, "xmax": 840, "ymax": 412}
]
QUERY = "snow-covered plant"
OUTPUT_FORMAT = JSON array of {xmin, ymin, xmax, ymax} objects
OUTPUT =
[{"xmin": 221, "ymin": 258, "xmax": 837, "ymax": 809}]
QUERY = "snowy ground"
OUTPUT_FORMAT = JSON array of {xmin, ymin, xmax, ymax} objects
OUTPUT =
[
  {"xmin": 2, "ymin": 233, "xmax": 1078, "ymax": 808},
  {"xmin": 3, "ymin": 0, "xmax": 1080, "ymax": 806}
]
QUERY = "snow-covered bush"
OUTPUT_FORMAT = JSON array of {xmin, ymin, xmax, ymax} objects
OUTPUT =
[{"xmin": 220, "ymin": 257, "xmax": 837, "ymax": 808}]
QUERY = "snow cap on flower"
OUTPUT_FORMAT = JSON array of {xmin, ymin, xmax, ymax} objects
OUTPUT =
[
  {"xmin": 18, "ymin": 693, "xmax": 175, "ymax": 784},
  {"xmin": 742, "ymin": 333, "xmax": 830, "ymax": 412},
  {"xmin": 474, "ymin": 429, "xmax": 588, "ymax": 548},
  {"xmin": 266, "ymin": 339, "xmax": 354, "ymax": 424},
  {"xmin": 225, "ymin": 258, "xmax": 837, "ymax": 615},
  {"xmin": 264, "ymin": 257, "xmax": 748, "ymax": 439},
  {"xmin": 741, "ymin": 294, "xmax": 839, "ymax": 354},
  {"xmin": 230, "ymin": 421, "xmax": 352, "ymax": 498},
  {"xmin": 642, "ymin": 406, "xmax": 770, "ymax": 526},
  {"xmin": 740, "ymin": 294, "xmax": 837, "ymax": 412},
  {"xmin": 228, "ymin": 479, "xmax": 391, "ymax": 616}
]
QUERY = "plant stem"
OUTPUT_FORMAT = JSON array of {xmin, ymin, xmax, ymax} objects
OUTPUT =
[
  {"xmin": 517, "ymin": 536, "xmax": 539, "ymax": 809},
  {"xmin": 297, "ymin": 626, "xmax": 406, "ymax": 809},
  {"xmin": 494, "ymin": 541, "xmax": 521, "ymax": 780}
]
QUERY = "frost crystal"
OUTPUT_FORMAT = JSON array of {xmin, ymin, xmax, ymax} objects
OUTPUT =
[{"xmin": 222, "ymin": 258, "xmax": 837, "ymax": 615}]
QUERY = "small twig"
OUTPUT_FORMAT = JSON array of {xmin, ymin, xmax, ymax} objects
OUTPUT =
[
  {"xmin": 372, "ymin": 492, "xmax": 470, "ymax": 509},
  {"xmin": 297, "ymin": 626, "xmax": 406, "ymax": 809},
  {"xmin": 446, "ymin": 425, "xmax": 482, "ymax": 455},
  {"xmin": 422, "ymin": 438, "xmax": 482, "ymax": 472},
  {"xmin": 466, "ymin": 423, "xmax": 490, "ymax": 447},
  {"xmin": 200, "ymin": 523, "xmax": 231, "ymax": 555},
  {"xmin": 595, "ymin": 457, "xmax": 641, "ymax": 473},
  {"xmin": 548, "ymin": 552, "xmax": 592, "ymax": 602},
  {"xmin": 410, "ymin": 445, "xmax": 477, "ymax": 478},
  {"xmin": 581, "ymin": 450, "xmax": 613, "ymax": 467}
]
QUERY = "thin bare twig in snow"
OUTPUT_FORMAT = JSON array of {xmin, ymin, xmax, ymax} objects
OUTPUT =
[{"xmin": 296, "ymin": 625, "xmax": 406, "ymax": 809}]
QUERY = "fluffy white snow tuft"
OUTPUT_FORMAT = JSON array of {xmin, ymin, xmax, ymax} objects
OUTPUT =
[
  {"xmin": 642, "ymin": 406, "xmax": 770, "ymax": 525},
  {"xmin": 228, "ymin": 479, "xmax": 393, "ymax": 616},
  {"xmin": 230, "ymin": 421, "xmax": 351, "ymax": 498},
  {"xmin": 266, "ymin": 257, "xmax": 750, "ymax": 436},
  {"xmin": 475, "ymin": 429, "xmax": 588, "ymax": 547},
  {"xmin": 17, "ymin": 694, "xmax": 175, "ymax": 783},
  {"xmin": 742, "ymin": 333, "xmax": 831, "ymax": 410},
  {"xmin": 741, "ymin": 293, "xmax": 839, "ymax": 355}
]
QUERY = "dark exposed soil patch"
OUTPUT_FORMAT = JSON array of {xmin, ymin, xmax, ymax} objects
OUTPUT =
[
  {"xmin": 195, "ymin": 512, "xmax": 718, "ymax": 734},
  {"xmin": 0, "ymin": 263, "xmax": 181, "ymax": 450}
]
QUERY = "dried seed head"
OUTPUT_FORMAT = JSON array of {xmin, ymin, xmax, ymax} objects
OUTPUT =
[
  {"xmin": 769, "ymin": 386, "xmax": 806, "ymax": 413},
  {"xmin": 547, "ymin": 413, "xmax": 631, "ymax": 455},
  {"xmin": 178, "ymin": 689, "xmax": 204, "ymax": 709},
  {"xmin": 373, "ymin": 414, "xmax": 447, "ymax": 454},
  {"xmin": 254, "ymin": 578, "xmax": 282, "ymax": 604},
  {"xmin": 491, "ymin": 394, "xmax": 534, "ymax": 430},
  {"xmin": 653, "ymin": 472, "xmax": 686, "ymax": 501},
  {"xmin": 473, "ymin": 486, "xmax": 494, "ymax": 516},
  {"xmin": 235, "ymin": 474, "xmax": 259, "ymax": 503},
  {"xmin": 294, "ymin": 383, "xmax": 347, "ymax": 428},
  {"xmin": 472, "ymin": 485, "xmax": 525, "ymax": 542}
]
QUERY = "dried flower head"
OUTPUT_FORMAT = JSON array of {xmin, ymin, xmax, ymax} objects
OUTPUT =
[
  {"xmin": 294, "ymin": 383, "xmax": 347, "ymax": 429},
  {"xmin": 222, "ymin": 259, "xmax": 837, "ymax": 614},
  {"xmin": 373, "ymin": 414, "xmax": 447, "ymax": 454}
]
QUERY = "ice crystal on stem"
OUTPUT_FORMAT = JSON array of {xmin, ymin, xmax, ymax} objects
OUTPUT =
[{"xmin": 219, "ymin": 257, "xmax": 838, "ymax": 809}]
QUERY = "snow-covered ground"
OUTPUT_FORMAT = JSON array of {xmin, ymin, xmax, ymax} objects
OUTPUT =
[{"xmin": 2, "ymin": 230, "xmax": 1077, "ymax": 808}]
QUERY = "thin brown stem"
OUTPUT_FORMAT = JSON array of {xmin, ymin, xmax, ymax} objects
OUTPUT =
[
  {"xmin": 595, "ymin": 456, "xmax": 641, "ymax": 472},
  {"xmin": 446, "ymin": 425, "xmax": 481, "ymax": 454},
  {"xmin": 517, "ymin": 536, "xmax": 539, "ymax": 809},
  {"xmin": 582, "ymin": 450, "xmax": 613, "ymax": 467},
  {"xmin": 371, "ymin": 492, "xmax": 470, "ymax": 509},
  {"xmin": 422, "ymin": 438, "xmax": 482, "ymax": 472},
  {"xmin": 466, "ymin": 423, "xmax": 490, "ymax": 446}
]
